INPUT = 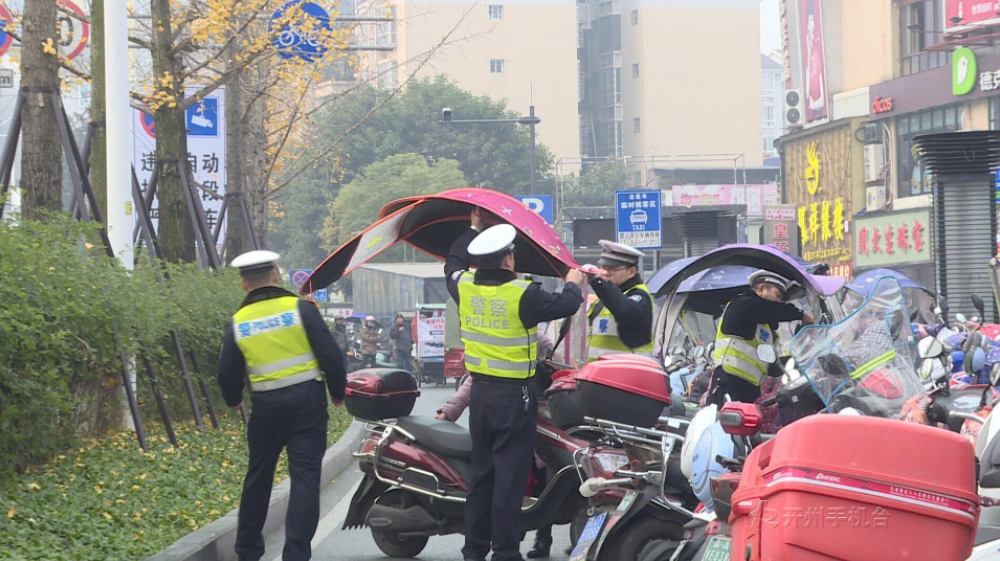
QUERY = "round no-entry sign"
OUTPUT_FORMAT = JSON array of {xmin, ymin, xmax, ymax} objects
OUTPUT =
[
  {"xmin": 57, "ymin": 0, "xmax": 90, "ymax": 61},
  {"xmin": 0, "ymin": 4, "xmax": 13, "ymax": 58}
]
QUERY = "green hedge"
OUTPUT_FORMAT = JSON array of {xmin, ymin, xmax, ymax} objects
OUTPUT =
[{"xmin": 0, "ymin": 214, "xmax": 244, "ymax": 483}]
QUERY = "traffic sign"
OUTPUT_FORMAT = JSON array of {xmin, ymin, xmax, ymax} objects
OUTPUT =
[
  {"xmin": 270, "ymin": 1, "xmax": 332, "ymax": 62},
  {"xmin": 56, "ymin": 0, "xmax": 90, "ymax": 61},
  {"xmin": 615, "ymin": 190, "xmax": 662, "ymax": 249},
  {"xmin": 187, "ymin": 97, "xmax": 220, "ymax": 137},
  {"xmin": 289, "ymin": 269, "xmax": 314, "ymax": 290},
  {"xmin": 515, "ymin": 195, "xmax": 554, "ymax": 225},
  {"xmin": 0, "ymin": 69, "xmax": 13, "ymax": 88},
  {"xmin": 314, "ymin": 288, "xmax": 328, "ymax": 302},
  {"xmin": 0, "ymin": 4, "xmax": 13, "ymax": 58}
]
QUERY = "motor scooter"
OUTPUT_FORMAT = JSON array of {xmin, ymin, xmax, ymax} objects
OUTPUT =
[{"xmin": 341, "ymin": 359, "xmax": 594, "ymax": 558}]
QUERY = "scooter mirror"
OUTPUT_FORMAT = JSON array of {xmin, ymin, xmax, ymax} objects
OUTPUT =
[
  {"xmin": 973, "ymin": 294, "xmax": 987, "ymax": 319},
  {"xmin": 956, "ymin": 313, "xmax": 967, "ymax": 324},
  {"xmin": 692, "ymin": 346, "xmax": 705, "ymax": 359},
  {"xmin": 917, "ymin": 336, "xmax": 945, "ymax": 359},
  {"xmin": 662, "ymin": 355, "xmax": 674, "ymax": 369},
  {"xmin": 756, "ymin": 344, "xmax": 777, "ymax": 364},
  {"xmin": 705, "ymin": 343, "xmax": 715, "ymax": 357},
  {"xmin": 918, "ymin": 359, "xmax": 935, "ymax": 381}
]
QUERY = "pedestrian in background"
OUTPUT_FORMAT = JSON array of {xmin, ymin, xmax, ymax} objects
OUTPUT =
[
  {"xmin": 360, "ymin": 316, "xmax": 380, "ymax": 368},
  {"xmin": 389, "ymin": 312, "xmax": 414, "ymax": 372}
]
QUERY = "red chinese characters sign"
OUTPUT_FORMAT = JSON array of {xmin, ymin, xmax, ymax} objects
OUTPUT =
[
  {"xmin": 854, "ymin": 209, "xmax": 932, "ymax": 268},
  {"xmin": 946, "ymin": 1, "xmax": 1000, "ymax": 30}
]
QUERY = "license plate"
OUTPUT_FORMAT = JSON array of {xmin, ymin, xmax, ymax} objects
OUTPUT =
[
  {"xmin": 568, "ymin": 513, "xmax": 607, "ymax": 561},
  {"xmin": 702, "ymin": 536, "xmax": 731, "ymax": 561}
]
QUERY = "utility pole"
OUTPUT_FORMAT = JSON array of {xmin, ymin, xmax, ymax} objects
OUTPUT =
[
  {"xmin": 528, "ymin": 105, "xmax": 537, "ymax": 195},
  {"xmin": 105, "ymin": 0, "xmax": 133, "ymax": 267}
]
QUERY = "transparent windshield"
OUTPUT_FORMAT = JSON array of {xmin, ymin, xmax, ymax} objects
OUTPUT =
[
  {"xmin": 670, "ymin": 310, "xmax": 717, "ymax": 349},
  {"xmin": 790, "ymin": 276, "xmax": 922, "ymax": 418}
]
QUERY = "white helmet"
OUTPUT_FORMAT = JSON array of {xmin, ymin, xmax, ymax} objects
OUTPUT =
[{"xmin": 748, "ymin": 270, "xmax": 794, "ymax": 293}]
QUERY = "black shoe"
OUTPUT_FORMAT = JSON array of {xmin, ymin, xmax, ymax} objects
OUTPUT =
[{"xmin": 527, "ymin": 536, "xmax": 552, "ymax": 559}]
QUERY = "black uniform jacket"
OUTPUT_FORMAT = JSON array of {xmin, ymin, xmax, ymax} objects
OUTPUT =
[{"xmin": 588, "ymin": 274, "xmax": 654, "ymax": 350}]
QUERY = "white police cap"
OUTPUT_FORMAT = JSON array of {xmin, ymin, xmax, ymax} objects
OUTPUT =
[
  {"xmin": 468, "ymin": 224, "xmax": 517, "ymax": 258},
  {"xmin": 597, "ymin": 240, "xmax": 644, "ymax": 267},
  {"xmin": 230, "ymin": 250, "xmax": 281, "ymax": 275},
  {"xmin": 748, "ymin": 269, "xmax": 793, "ymax": 293}
]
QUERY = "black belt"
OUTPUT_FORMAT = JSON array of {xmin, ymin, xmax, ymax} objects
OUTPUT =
[{"xmin": 470, "ymin": 372, "xmax": 533, "ymax": 386}]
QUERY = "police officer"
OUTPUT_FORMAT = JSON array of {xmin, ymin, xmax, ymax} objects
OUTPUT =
[
  {"xmin": 586, "ymin": 240, "xmax": 655, "ymax": 361},
  {"xmin": 707, "ymin": 270, "xmax": 813, "ymax": 406},
  {"xmin": 446, "ymin": 209, "xmax": 585, "ymax": 561},
  {"xmin": 217, "ymin": 250, "xmax": 347, "ymax": 561}
]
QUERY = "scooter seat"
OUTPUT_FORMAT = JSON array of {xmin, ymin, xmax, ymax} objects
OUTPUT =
[{"xmin": 396, "ymin": 415, "xmax": 473, "ymax": 459}]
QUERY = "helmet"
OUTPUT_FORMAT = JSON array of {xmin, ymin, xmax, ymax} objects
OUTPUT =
[{"xmin": 366, "ymin": 315, "xmax": 375, "ymax": 321}]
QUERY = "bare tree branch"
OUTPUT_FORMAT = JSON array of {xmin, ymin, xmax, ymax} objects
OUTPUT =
[{"xmin": 264, "ymin": 4, "xmax": 481, "ymax": 199}]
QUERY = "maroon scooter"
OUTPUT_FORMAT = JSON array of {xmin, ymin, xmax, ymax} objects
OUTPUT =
[{"xmin": 341, "ymin": 363, "xmax": 596, "ymax": 558}]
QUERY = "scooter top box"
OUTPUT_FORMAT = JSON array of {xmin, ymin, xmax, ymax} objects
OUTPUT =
[
  {"xmin": 575, "ymin": 358, "xmax": 671, "ymax": 427},
  {"xmin": 730, "ymin": 415, "xmax": 980, "ymax": 561},
  {"xmin": 344, "ymin": 368, "xmax": 420, "ymax": 421}
]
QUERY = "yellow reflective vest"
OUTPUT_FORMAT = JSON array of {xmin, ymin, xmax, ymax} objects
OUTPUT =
[
  {"xmin": 712, "ymin": 304, "xmax": 774, "ymax": 387},
  {"xmin": 457, "ymin": 272, "xmax": 538, "ymax": 379},
  {"xmin": 587, "ymin": 283, "xmax": 654, "ymax": 362},
  {"xmin": 233, "ymin": 296, "xmax": 323, "ymax": 392}
]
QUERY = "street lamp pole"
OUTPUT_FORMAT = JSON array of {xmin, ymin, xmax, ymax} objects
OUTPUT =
[{"xmin": 441, "ymin": 106, "xmax": 541, "ymax": 195}]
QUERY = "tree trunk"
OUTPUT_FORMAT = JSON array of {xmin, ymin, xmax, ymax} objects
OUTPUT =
[
  {"xmin": 224, "ymin": 58, "xmax": 247, "ymax": 259},
  {"xmin": 244, "ymin": 63, "xmax": 269, "ymax": 248},
  {"xmin": 89, "ymin": 0, "xmax": 107, "ymax": 214},
  {"xmin": 20, "ymin": 0, "xmax": 62, "ymax": 220},
  {"xmin": 151, "ymin": 0, "xmax": 194, "ymax": 262}
]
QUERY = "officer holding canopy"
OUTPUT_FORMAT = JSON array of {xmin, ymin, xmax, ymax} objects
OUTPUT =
[
  {"xmin": 445, "ymin": 209, "xmax": 585, "ymax": 561},
  {"xmin": 586, "ymin": 240, "xmax": 655, "ymax": 361}
]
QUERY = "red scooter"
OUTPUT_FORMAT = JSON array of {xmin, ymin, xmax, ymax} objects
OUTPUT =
[{"xmin": 340, "ymin": 362, "xmax": 597, "ymax": 558}]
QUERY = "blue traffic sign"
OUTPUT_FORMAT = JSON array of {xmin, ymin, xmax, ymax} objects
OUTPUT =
[
  {"xmin": 186, "ymin": 97, "xmax": 219, "ymax": 137},
  {"xmin": 270, "ymin": 1, "xmax": 332, "ymax": 62},
  {"xmin": 314, "ymin": 288, "xmax": 328, "ymax": 302},
  {"xmin": 290, "ymin": 268, "xmax": 328, "ymax": 301},
  {"xmin": 515, "ymin": 195, "xmax": 555, "ymax": 225},
  {"xmin": 615, "ymin": 190, "xmax": 662, "ymax": 249}
]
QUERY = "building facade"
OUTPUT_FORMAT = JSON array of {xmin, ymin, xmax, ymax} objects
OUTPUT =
[
  {"xmin": 577, "ymin": 0, "xmax": 764, "ymax": 186},
  {"xmin": 354, "ymin": 0, "xmax": 582, "ymax": 165},
  {"xmin": 762, "ymin": 53, "xmax": 786, "ymax": 159}
]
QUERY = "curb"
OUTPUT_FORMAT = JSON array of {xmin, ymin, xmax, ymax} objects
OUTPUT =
[{"xmin": 145, "ymin": 420, "xmax": 365, "ymax": 561}]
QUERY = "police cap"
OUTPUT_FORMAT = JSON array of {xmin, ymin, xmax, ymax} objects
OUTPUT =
[
  {"xmin": 468, "ymin": 224, "xmax": 517, "ymax": 263},
  {"xmin": 230, "ymin": 250, "xmax": 281, "ymax": 276},
  {"xmin": 597, "ymin": 240, "xmax": 644, "ymax": 268},
  {"xmin": 748, "ymin": 270, "xmax": 793, "ymax": 293}
]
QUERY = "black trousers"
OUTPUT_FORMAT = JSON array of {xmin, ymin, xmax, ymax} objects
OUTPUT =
[
  {"xmin": 705, "ymin": 366, "xmax": 761, "ymax": 406},
  {"xmin": 463, "ymin": 379, "xmax": 537, "ymax": 561},
  {"xmin": 364, "ymin": 354, "xmax": 377, "ymax": 368},
  {"xmin": 235, "ymin": 407, "xmax": 328, "ymax": 561}
]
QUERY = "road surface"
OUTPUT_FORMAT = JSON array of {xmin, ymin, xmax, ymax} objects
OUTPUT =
[{"xmin": 259, "ymin": 382, "xmax": 576, "ymax": 561}]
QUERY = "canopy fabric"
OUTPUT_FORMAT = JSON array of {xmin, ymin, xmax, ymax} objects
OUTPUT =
[
  {"xmin": 847, "ymin": 268, "xmax": 931, "ymax": 297},
  {"xmin": 303, "ymin": 188, "xmax": 578, "ymax": 292},
  {"xmin": 652, "ymin": 244, "xmax": 845, "ymax": 300}
]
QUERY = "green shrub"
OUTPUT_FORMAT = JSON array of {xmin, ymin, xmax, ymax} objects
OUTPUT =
[{"xmin": 0, "ymin": 214, "xmax": 244, "ymax": 483}]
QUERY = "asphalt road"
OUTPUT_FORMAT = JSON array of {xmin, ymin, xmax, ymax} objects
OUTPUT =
[{"xmin": 260, "ymin": 382, "xmax": 576, "ymax": 561}]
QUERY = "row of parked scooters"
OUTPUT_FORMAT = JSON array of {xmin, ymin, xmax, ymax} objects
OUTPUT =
[{"xmin": 336, "ymin": 244, "xmax": 1000, "ymax": 560}]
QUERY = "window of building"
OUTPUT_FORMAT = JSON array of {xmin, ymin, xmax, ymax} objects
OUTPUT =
[
  {"xmin": 900, "ymin": 0, "xmax": 947, "ymax": 76},
  {"xmin": 634, "ymin": 171, "xmax": 642, "ymax": 186},
  {"xmin": 762, "ymin": 106, "xmax": 776, "ymax": 129},
  {"xmin": 897, "ymin": 105, "xmax": 962, "ymax": 197},
  {"xmin": 632, "ymin": 63, "xmax": 639, "ymax": 79},
  {"xmin": 489, "ymin": 4, "xmax": 503, "ymax": 20},
  {"xmin": 763, "ymin": 137, "xmax": 774, "ymax": 153},
  {"xmin": 631, "ymin": 9, "xmax": 638, "ymax": 25},
  {"xmin": 633, "ymin": 117, "xmax": 640, "ymax": 133},
  {"xmin": 490, "ymin": 59, "xmax": 504, "ymax": 74},
  {"xmin": 377, "ymin": 60, "xmax": 398, "ymax": 90}
]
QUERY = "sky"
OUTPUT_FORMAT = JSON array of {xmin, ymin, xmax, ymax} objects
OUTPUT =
[{"xmin": 761, "ymin": 0, "xmax": 781, "ymax": 55}]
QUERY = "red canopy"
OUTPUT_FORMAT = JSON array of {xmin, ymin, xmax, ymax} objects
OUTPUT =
[{"xmin": 302, "ymin": 188, "xmax": 579, "ymax": 293}]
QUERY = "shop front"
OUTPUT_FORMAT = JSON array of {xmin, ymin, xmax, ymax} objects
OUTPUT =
[
  {"xmin": 781, "ymin": 120, "xmax": 861, "ymax": 279},
  {"xmin": 853, "ymin": 208, "xmax": 934, "ymax": 290}
]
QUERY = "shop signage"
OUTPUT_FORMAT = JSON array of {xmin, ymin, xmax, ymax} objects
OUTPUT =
[
  {"xmin": 954, "ymin": 47, "xmax": 978, "ymax": 95},
  {"xmin": 671, "ymin": 184, "xmax": 779, "ymax": 216},
  {"xmin": 784, "ymin": 125, "xmax": 853, "ymax": 267},
  {"xmin": 764, "ymin": 204, "xmax": 800, "ymax": 255},
  {"xmin": 854, "ymin": 209, "xmax": 932, "ymax": 268},
  {"xmin": 871, "ymin": 96, "xmax": 893, "ymax": 114},
  {"xmin": 946, "ymin": 1, "xmax": 1000, "ymax": 30}
]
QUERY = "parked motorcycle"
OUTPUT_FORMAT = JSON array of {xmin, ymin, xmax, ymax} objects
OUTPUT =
[{"xmin": 340, "ymin": 363, "xmax": 594, "ymax": 558}]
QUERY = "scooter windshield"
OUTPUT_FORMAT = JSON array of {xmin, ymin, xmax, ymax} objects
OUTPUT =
[{"xmin": 790, "ymin": 276, "xmax": 922, "ymax": 418}]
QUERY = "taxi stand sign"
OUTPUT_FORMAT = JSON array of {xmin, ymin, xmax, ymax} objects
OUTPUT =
[{"xmin": 615, "ymin": 190, "xmax": 662, "ymax": 249}]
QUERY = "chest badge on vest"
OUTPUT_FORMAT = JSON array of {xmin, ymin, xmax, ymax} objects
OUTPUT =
[
  {"xmin": 598, "ymin": 318, "xmax": 609, "ymax": 333},
  {"xmin": 629, "ymin": 294, "xmax": 643, "ymax": 302},
  {"xmin": 758, "ymin": 327, "xmax": 770, "ymax": 342}
]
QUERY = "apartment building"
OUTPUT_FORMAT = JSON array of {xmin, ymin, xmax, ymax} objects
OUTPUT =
[{"xmin": 762, "ymin": 52, "xmax": 786, "ymax": 159}]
